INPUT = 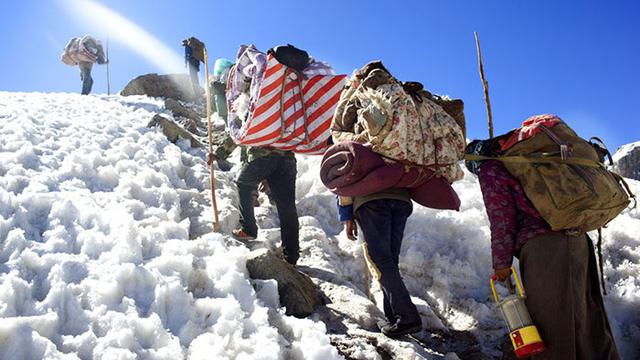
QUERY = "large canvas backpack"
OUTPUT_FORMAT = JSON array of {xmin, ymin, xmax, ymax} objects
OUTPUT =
[
  {"xmin": 332, "ymin": 63, "xmax": 466, "ymax": 183},
  {"xmin": 489, "ymin": 117, "xmax": 633, "ymax": 232},
  {"xmin": 61, "ymin": 36, "xmax": 101, "ymax": 66},
  {"xmin": 187, "ymin": 37, "xmax": 205, "ymax": 62},
  {"xmin": 61, "ymin": 37, "xmax": 81, "ymax": 65}
]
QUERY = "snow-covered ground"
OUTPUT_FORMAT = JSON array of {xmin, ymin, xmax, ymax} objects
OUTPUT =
[
  {"xmin": 613, "ymin": 141, "xmax": 640, "ymax": 164},
  {"xmin": 0, "ymin": 92, "xmax": 638, "ymax": 359}
]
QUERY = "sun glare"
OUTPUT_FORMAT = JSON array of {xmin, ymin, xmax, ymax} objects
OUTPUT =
[{"xmin": 61, "ymin": 0, "xmax": 184, "ymax": 74}]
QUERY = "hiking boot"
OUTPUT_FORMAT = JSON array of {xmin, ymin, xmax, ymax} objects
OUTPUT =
[
  {"xmin": 232, "ymin": 229, "xmax": 256, "ymax": 241},
  {"xmin": 378, "ymin": 318, "xmax": 422, "ymax": 338}
]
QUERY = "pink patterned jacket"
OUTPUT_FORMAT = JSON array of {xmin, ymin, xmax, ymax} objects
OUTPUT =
[{"xmin": 478, "ymin": 161, "xmax": 555, "ymax": 269}]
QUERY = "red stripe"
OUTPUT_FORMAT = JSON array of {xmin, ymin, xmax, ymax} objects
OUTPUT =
[
  {"xmin": 263, "ymin": 57, "xmax": 283, "ymax": 79},
  {"xmin": 242, "ymin": 127, "xmax": 282, "ymax": 145},
  {"xmin": 247, "ymin": 107, "xmax": 283, "ymax": 137},
  {"xmin": 280, "ymin": 115, "xmax": 330, "ymax": 145},
  {"xmin": 278, "ymin": 76, "xmax": 343, "ymax": 133},
  {"xmin": 252, "ymin": 76, "xmax": 295, "ymax": 124},
  {"xmin": 306, "ymin": 85, "xmax": 344, "ymax": 123},
  {"xmin": 252, "ymin": 89, "xmax": 304, "ymax": 137},
  {"xmin": 302, "ymin": 75, "xmax": 324, "ymax": 93},
  {"xmin": 297, "ymin": 142, "xmax": 329, "ymax": 154},
  {"xmin": 255, "ymin": 75, "xmax": 343, "ymax": 125},
  {"xmin": 308, "ymin": 117, "xmax": 333, "ymax": 140},
  {"xmin": 253, "ymin": 77, "xmax": 298, "ymax": 120},
  {"xmin": 280, "ymin": 125, "xmax": 305, "ymax": 143},
  {"xmin": 244, "ymin": 74, "xmax": 345, "ymax": 148},
  {"xmin": 304, "ymin": 76, "xmax": 346, "ymax": 110},
  {"xmin": 275, "ymin": 143, "xmax": 296, "ymax": 151},
  {"xmin": 253, "ymin": 90, "xmax": 304, "ymax": 139},
  {"xmin": 254, "ymin": 77, "xmax": 343, "ymax": 142},
  {"xmin": 257, "ymin": 72, "xmax": 285, "ymax": 99}
]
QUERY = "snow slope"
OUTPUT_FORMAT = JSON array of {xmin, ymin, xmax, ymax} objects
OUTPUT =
[
  {"xmin": 0, "ymin": 93, "xmax": 339, "ymax": 360},
  {"xmin": 0, "ymin": 92, "xmax": 638, "ymax": 359},
  {"xmin": 613, "ymin": 141, "xmax": 640, "ymax": 164}
]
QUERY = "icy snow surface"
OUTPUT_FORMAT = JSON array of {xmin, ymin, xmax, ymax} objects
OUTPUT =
[{"xmin": 0, "ymin": 92, "xmax": 638, "ymax": 359}]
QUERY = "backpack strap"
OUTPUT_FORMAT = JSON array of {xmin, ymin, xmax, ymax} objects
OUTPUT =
[
  {"xmin": 464, "ymin": 154, "xmax": 604, "ymax": 168},
  {"xmin": 589, "ymin": 136, "xmax": 614, "ymax": 166},
  {"xmin": 279, "ymin": 67, "xmax": 309, "ymax": 143},
  {"xmin": 535, "ymin": 124, "xmax": 570, "ymax": 160},
  {"xmin": 610, "ymin": 171, "xmax": 637, "ymax": 210},
  {"xmin": 466, "ymin": 155, "xmax": 637, "ymax": 209}
]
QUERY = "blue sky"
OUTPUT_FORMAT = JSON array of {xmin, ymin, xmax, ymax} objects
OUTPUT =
[{"xmin": 1, "ymin": 0, "xmax": 638, "ymax": 150}]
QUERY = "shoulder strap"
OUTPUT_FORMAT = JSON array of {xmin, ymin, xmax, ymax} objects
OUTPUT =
[
  {"xmin": 464, "ymin": 154, "xmax": 604, "ymax": 168},
  {"xmin": 610, "ymin": 171, "xmax": 637, "ymax": 209},
  {"xmin": 589, "ymin": 136, "xmax": 614, "ymax": 166}
]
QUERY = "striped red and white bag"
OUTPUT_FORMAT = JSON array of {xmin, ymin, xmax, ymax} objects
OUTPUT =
[{"xmin": 232, "ymin": 54, "xmax": 347, "ymax": 155}]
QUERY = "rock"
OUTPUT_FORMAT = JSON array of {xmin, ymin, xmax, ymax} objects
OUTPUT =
[
  {"xmin": 177, "ymin": 117, "xmax": 200, "ymax": 135},
  {"xmin": 613, "ymin": 141, "xmax": 640, "ymax": 180},
  {"xmin": 164, "ymin": 98, "xmax": 204, "ymax": 123},
  {"xmin": 246, "ymin": 249, "xmax": 323, "ymax": 317},
  {"xmin": 121, "ymin": 73, "xmax": 201, "ymax": 102},
  {"xmin": 148, "ymin": 114, "xmax": 202, "ymax": 148}
]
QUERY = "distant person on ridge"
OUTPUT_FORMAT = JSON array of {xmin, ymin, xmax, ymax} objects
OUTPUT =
[
  {"xmin": 60, "ymin": 36, "xmax": 108, "ymax": 95},
  {"xmin": 182, "ymin": 36, "xmax": 205, "ymax": 100}
]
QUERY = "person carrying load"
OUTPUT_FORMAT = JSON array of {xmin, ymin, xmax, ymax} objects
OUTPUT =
[
  {"xmin": 466, "ymin": 114, "xmax": 632, "ymax": 359},
  {"xmin": 61, "ymin": 35, "xmax": 108, "ymax": 95}
]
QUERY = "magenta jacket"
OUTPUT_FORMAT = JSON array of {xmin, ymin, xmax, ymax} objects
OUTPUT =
[{"xmin": 478, "ymin": 161, "xmax": 555, "ymax": 269}]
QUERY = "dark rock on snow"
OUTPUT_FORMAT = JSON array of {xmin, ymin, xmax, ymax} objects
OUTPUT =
[
  {"xmin": 613, "ymin": 142, "xmax": 640, "ymax": 181},
  {"xmin": 246, "ymin": 249, "xmax": 323, "ymax": 318},
  {"xmin": 164, "ymin": 98, "xmax": 204, "ymax": 123},
  {"xmin": 148, "ymin": 114, "xmax": 202, "ymax": 148},
  {"xmin": 121, "ymin": 73, "xmax": 200, "ymax": 102}
]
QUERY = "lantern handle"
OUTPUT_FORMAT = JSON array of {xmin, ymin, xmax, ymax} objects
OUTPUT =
[{"xmin": 490, "ymin": 267, "xmax": 525, "ymax": 304}]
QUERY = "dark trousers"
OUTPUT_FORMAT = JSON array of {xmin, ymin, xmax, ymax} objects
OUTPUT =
[
  {"xmin": 236, "ymin": 154, "xmax": 299, "ymax": 264},
  {"xmin": 79, "ymin": 62, "xmax": 93, "ymax": 95},
  {"xmin": 356, "ymin": 199, "xmax": 421, "ymax": 325},
  {"xmin": 519, "ymin": 234, "xmax": 620, "ymax": 360},
  {"xmin": 211, "ymin": 81, "xmax": 228, "ymax": 121},
  {"xmin": 188, "ymin": 60, "xmax": 200, "ymax": 98}
]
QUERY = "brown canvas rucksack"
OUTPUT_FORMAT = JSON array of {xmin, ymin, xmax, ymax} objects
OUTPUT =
[
  {"xmin": 187, "ymin": 37, "xmax": 205, "ymax": 62},
  {"xmin": 495, "ymin": 121, "xmax": 633, "ymax": 232}
]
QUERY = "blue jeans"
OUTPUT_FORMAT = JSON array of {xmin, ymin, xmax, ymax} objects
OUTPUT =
[
  {"xmin": 79, "ymin": 62, "xmax": 93, "ymax": 95},
  {"xmin": 356, "ymin": 199, "xmax": 420, "ymax": 325},
  {"xmin": 236, "ymin": 154, "xmax": 299, "ymax": 264}
]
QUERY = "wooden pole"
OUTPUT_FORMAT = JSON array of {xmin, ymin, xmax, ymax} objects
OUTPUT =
[
  {"xmin": 203, "ymin": 47, "xmax": 220, "ymax": 232},
  {"xmin": 474, "ymin": 32, "xmax": 494, "ymax": 139}
]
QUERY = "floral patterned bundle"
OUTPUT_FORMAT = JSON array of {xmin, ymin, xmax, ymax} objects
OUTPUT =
[{"xmin": 332, "ymin": 62, "xmax": 465, "ymax": 182}]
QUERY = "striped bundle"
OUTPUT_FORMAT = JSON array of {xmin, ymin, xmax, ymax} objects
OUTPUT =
[{"xmin": 232, "ymin": 54, "xmax": 347, "ymax": 155}]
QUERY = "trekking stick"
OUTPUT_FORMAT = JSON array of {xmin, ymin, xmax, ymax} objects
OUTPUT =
[
  {"xmin": 474, "ymin": 32, "xmax": 494, "ymax": 139},
  {"xmin": 204, "ymin": 47, "xmax": 221, "ymax": 232},
  {"xmin": 106, "ymin": 36, "xmax": 111, "ymax": 95}
]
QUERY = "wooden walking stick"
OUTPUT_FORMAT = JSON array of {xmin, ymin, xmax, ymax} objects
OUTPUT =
[
  {"xmin": 203, "ymin": 47, "xmax": 221, "ymax": 232},
  {"xmin": 474, "ymin": 32, "xmax": 494, "ymax": 139}
]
